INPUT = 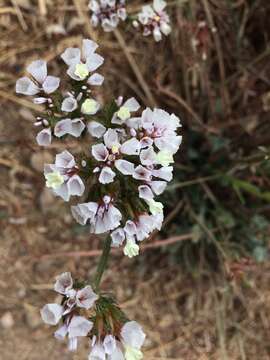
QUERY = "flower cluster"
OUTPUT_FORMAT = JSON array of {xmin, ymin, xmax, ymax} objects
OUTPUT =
[
  {"xmin": 133, "ymin": 0, "xmax": 171, "ymax": 42},
  {"xmin": 16, "ymin": 39, "xmax": 104, "ymax": 146},
  {"xmin": 41, "ymin": 273, "xmax": 145, "ymax": 359},
  {"xmin": 70, "ymin": 103, "xmax": 182, "ymax": 257},
  {"xmin": 16, "ymin": 38, "xmax": 182, "ymax": 258},
  {"xmin": 89, "ymin": 0, "xmax": 127, "ymax": 32},
  {"xmin": 88, "ymin": 0, "xmax": 171, "ymax": 42}
]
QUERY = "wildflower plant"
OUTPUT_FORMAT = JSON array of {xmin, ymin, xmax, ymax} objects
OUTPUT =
[
  {"xmin": 16, "ymin": 37, "xmax": 182, "ymax": 358},
  {"xmin": 88, "ymin": 0, "xmax": 172, "ymax": 42}
]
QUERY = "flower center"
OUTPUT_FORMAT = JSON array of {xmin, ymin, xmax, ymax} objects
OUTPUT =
[
  {"xmin": 74, "ymin": 63, "xmax": 89, "ymax": 80},
  {"xmin": 45, "ymin": 171, "xmax": 64, "ymax": 189},
  {"xmin": 117, "ymin": 106, "xmax": 131, "ymax": 121}
]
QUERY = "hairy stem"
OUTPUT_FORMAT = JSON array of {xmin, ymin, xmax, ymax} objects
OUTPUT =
[{"xmin": 94, "ymin": 235, "xmax": 112, "ymax": 291}]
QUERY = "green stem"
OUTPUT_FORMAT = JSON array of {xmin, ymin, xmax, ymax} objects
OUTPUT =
[{"xmin": 94, "ymin": 235, "xmax": 112, "ymax": 291}]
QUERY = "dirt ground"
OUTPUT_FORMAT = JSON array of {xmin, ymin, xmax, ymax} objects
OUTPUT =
[{"xmin": 1, "ymin": 1, "xmax": 270, "ymax": 359}]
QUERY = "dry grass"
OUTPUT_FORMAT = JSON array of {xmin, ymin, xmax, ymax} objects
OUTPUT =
[{"xmin": 1, "ymin": 0, "xmax": 270, "ymax": 359}]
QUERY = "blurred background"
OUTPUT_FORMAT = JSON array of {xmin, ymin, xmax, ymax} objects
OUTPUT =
[{"xmin": 1, "ymin": 0, "xmax": 270, "ymax": 359}]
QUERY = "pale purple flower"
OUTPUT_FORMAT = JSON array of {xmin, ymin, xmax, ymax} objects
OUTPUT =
[
  {"xmin": 44, "ymin": 150, "xmax": 85, "ymax": 201},
  {"xmin": 112, "ymin": 97, "xmax": 140, "ymax": 125},
  {"xmin": 71, "ymin": 196, "xmax": 122, "ymax": 234},
  {"xmin": 16, "ymin": 60, "xmax": 60, "ymax": 95},
  {"xmin": 54, "ymin": 272, "xmax": 73, "ymax": 295},
  {"xmin": 89, "ymin": 0, "xmax": 127, "ymax": 32},
  {"xmin": 134, "ymin": 0, "xmax": 171, "ymax": 42},
  {"xmin": 55, "ymin": 315, "xmax": 93, "ymax": 352},
  {"xmin": 54, "ymin": 118, "xmax": 85, "ymax": 138},
  {"xmin": 61, "ymin": 39, "xmax": 104, "ymax": 82}
]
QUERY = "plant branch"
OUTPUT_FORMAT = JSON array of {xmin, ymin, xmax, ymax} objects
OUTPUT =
[{"xmin": 94, "ymin": 235, "xmax": 112, "ymax": 291}]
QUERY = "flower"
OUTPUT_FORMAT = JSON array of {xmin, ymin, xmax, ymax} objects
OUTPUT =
[
  {"xmin": 88, "ymin": 321, "xmax": 145, "ymax": 360},
  {"xmin": 61, "ymin": 39, "xmax": 104, "ymax": 82},
  {"xmin": 89, "ymin": 0, "xmax": 127, "ymax": 32},
  {"xmin": 16, "ymin": 59, "xmax": 60, "ymax": 96},
  {"xmin": 112, "ymin": 97, "xmax": 140, "ymax": 125},
  {"xmin": 41, "ymin": 272, "xmax": 98, "ymax": 352},
  {"xmin": 71, "ymin": 195, "xmax": 122, "ymax": 234},
  {"xmin": 44, "ymin": 150, "xmax": 85, "ymax": 201},
  {"xmin": 55, "ymin": 315, "xmax": 93, "ymax": 352},
  {"xmin": 54, "ymin": 118, "xmax": 85, "ymax": 138},
  {"xmin": 134, "ymin": 0, "xmax": 171, "ymax": 42}
]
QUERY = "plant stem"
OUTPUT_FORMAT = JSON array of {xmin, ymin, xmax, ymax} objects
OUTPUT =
[{"xmin": 94, "ymin": 235, "xmax": 112, "ymax": 291}]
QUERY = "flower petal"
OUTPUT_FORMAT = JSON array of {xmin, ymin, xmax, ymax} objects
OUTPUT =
[
  {"xmin": 40, "ymin": 303, "xmax": 63, "ymax": 325},
  {"xmin": 115, "ymin": 160, "xmax": 135, "ymax": 175},
  {"xmin": 99, "ymin": 167, "xmax": 116, "ymax": 184},
  {"xmin": 67, "ymin": 175, "xmax": 85, "ymax": 196},
  {"xmin": 91, "ymin": 143, "xmax": 109, "ymax": 161},
  {"xmin": 121, "ymin": 321, "xmax": 146, "ymax": 349},
  {"xmin": 16, "ymin": 77, "xmax": 39, "ymax": 95},
  {"xmin": 43, "ymin": 76, "xmax": 60, "ymax": 94},
  {"xmin": 61, "ymin": 96, "xmax": 78, "ymax": 112},
  {"xmin": 76, "ymin": 285, "xmax": 98, "ymax": 309},
  {"xmin": 61, "ymin": 47, "xmax": 81, "ymax": 67},
  {"xmin": 87, "ymin": 73, "xmax": 104, "ymax": 86},
  {"xmin": 88, "ymin": 121, "xmax": 106, "ymax": 138},
  {"xmin": 27, "ymin": 60, "xmax": 47, "ymax": 83},
  {"xmin": 86, "ymin": 53, "xmax": 104, "ymax": 72},
  {"xmin": 54, "ymin": 272, "xmax": 73, "ymax": 294},
  {"xmin": 36, "ymin": 128, "xmax": 51, "ymax": 146}
]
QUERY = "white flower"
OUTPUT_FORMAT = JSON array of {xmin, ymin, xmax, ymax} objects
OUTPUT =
[
  {"xmin": 89, "ymin": 0, "xmax": 127, "ymax": 32},
  {"xmin": 61, "ymin": 39, "xmax": 104, "ymax": 82},
  {"xmin": 135, "ymin": 0, "xmax": 171, "ymax": 42},
  {"xmin": 16, "ymin": 60, "xmax": 60, "ymax": 95},
  {"xmin": 54, "ymin": 118, "xmax": 85, "ymax": 138},
  {"xmin": 140, "ymin": 108, "xmax": 182, "ymax": 154},
  {"xmin": 121, "ymin": 321, "xmax": 145, "ymax": 360},
  {"xmin": 54, "ymin": 272, "xmax": 73, "ymax": 294},
  {"xmin": 112, "ymin": 97, "xmax": 140, "ymax": 125},
  {"xmin": 72, "ymin": 196, "xmax": 122, "ymax": 234},
  {"xmin": 55, "ymin": 315, "xmax": 93, "ymax": 352},
  {"xmin": 44, "ymin": 150, "xmax": 85, "ymax": 201}
]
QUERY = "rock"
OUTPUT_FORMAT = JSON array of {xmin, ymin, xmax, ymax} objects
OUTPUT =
[{"xmin": 1, "ymin": 312, "xmax": 14, "ymax": 329}]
